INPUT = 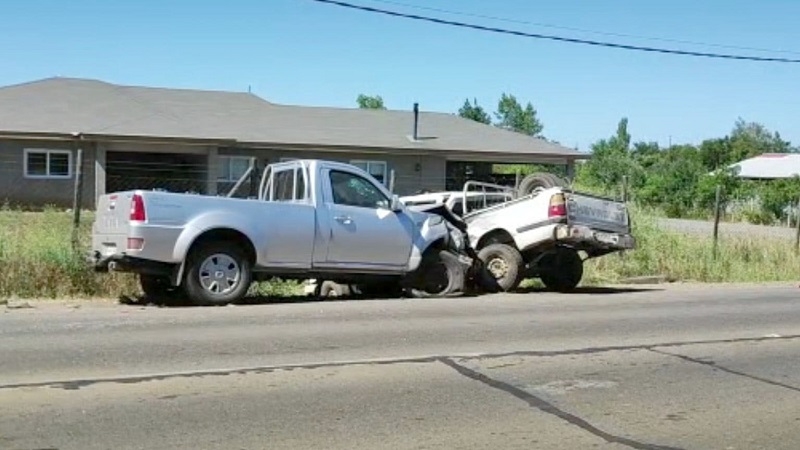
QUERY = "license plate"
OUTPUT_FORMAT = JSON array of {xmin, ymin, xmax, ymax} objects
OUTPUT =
[{"xmin": 594, "ymin": 232, "xmax": 619, "ymax": 245}]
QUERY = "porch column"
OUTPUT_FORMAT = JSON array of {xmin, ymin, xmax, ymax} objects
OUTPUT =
[
  {"xmin": 206, "ymin": 147, "xmax": 218, "ymax": 195},
  {"xmin": 566, "ymin": 159, "xmax": 575, "ymax": 181},
  {"xmin": 95, "ymin": 144, "xmax": 106, "ymax": 203}
]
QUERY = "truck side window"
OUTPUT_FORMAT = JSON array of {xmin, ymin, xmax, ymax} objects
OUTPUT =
[
  {"xmin": 273, "ymin": 169, "xmax": 295, "ymax": 201},
  {"xmin": 330, "ymin": 170, "xmax": 389, "ymax": 209}
]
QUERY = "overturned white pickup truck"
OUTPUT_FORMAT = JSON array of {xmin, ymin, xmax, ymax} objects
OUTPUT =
[
  {"xmin": 89, "ymin": 159, "xmax": 471, "ymax": 306},
  {"xmin": 401, "ymin": 173, "xmax": 636, "ymax": 292}
]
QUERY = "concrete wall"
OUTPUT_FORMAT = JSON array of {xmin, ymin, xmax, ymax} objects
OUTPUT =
[{"xmin": 0, "ymin": 139, "xmax": 96, "ymax": 209}]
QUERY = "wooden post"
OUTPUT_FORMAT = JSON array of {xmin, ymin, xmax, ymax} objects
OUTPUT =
[
  {"xmin": 712, "ymin": 184, "xmax": 722, "ymax": 260},
  {"xmin": 795, "ymin": 197, "xmax": 800, "ymax": 254},
  {"xmin": 388, "ymin": 169, "xmax": 396, "ymax": 194},
  {"xmin": 71, "ymin": 147, "xmax": 84, "ymax": 252}
]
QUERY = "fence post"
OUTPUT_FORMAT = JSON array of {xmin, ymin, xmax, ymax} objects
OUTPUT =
[
  {"xmin": 712, "ymin": 184, "xmax": 722, "ymax": 260},
  {"xmin": 71, "ymin": 147, "xmax": 84, "ymax": 253},
  {"xmin": 795, "ymin": 197, "xmax": 800, "ymax": 254},
  {"xmin": 388, "ymin": 169, "xmax": 396, "ymax": 194},
  {"xmin": 514, "ymin": 168, "xmax": 521, "ymax": 192}
]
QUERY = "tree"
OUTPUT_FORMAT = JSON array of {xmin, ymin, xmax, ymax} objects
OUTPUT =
[
  {"xmin": 729, "ymin": 118, "xmax": 792, "ymax": 162},
  {"xmin": 493, "ymin": 93, "xmax": 544, "ymax": 137},
  {"xmin": 576, "ymin": 117, "xmax": 644, "ymax": 193},
  {"xmin": 458, "ymin": 98, "xmax": 491, "ymax": 124},
  {"xmin": 356, "ymin": 94, "xmax": 386, "ymax": 110}
]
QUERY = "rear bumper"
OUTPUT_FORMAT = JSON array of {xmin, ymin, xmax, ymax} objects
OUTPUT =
[
  {"xmin": 553, "ymin": 224, "xmax": 636, "ymax": 251},
  {"xmin": 87, "ymin": 251, "xmax": 176, "ymax": 276}
]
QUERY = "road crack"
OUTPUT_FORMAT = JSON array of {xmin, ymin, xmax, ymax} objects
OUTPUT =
[
  {"xmin": 3, "ymin": 333, "xmax": 799, "ymax": 392},
  {"xmin": 438, "ymin": 357, "xmax": 685, "ymax": 450},
  {"xmin": 650, "ymin": 348, "xmax": 800, "ymax": 393}
]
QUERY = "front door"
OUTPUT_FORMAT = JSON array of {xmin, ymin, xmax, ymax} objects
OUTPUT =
[{"xmin": 324, "ymin": 169, "xmax": 414, "ymax": 269}]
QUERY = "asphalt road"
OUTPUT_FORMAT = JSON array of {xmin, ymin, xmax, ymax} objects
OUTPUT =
[{"xmin": 2, "ymin": 283, "xmax": 800, "ymax": 450}]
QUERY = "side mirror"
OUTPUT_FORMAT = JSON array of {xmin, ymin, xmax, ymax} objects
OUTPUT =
[{"xmin": 389, "ymin": 194, "xmax": 404, "ymax": 212}]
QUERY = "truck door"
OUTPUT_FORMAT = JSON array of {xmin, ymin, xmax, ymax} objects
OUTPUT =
[{"xmin": 322, "ymin": 169, "xmax": 414, "ymax": 269}]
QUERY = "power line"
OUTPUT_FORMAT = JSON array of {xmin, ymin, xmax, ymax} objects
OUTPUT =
[
  {"xmin": 366, "ymin": 0, "xmax": 800, "ymax": 57},
  {"xmin": 309, "ymin": 0, "xmax": 800, "ymax": 63}
]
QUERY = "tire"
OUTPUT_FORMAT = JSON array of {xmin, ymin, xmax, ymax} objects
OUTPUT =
[
  {"xmin": 139, "ymin": 274, "xmax": 182, "ymax": 303},
  {"xmin": 183, "ymin": 241, "xmax": 253, "ymax": 306},
  {"xmin": 517, "ymin": 172, "xmax": 567, "ymax": 197},
  {"xmin": 315, "ymin": 281, "xmax": 351, "ymax": 298},
  {"xmin": 477, "ymin": 243, "xmax": 524, "ymax": 292},
  {"xmin": 539, "ymin": 248, "xmax": 583, "ymax": 292},
  {"xmin": 406, "ymin": 249, "xmax": 466, "ymax": 298}
]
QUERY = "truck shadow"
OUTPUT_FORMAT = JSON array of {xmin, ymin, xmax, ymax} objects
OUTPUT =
[
  {"xmin": 119, "ymin": 292, "xmax": 412, "ymax": 308},
  {"xmin": 119, "ymin": 285, "xmax": 660, "ymax": 308},
  {"xmin": 513, "ymin": 286, "xmax": 664, "ymax": 295}
]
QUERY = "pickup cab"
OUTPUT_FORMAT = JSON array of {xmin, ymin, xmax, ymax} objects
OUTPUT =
[
  {"xmin": 89, "ymin": 159, "xmax": 468, "ymax": 306},
  {"xmin": 405, "ymin": 177, "xmax": 636, "ymax": 293}
]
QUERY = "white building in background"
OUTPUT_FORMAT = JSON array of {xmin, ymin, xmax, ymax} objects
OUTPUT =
[
  {"xmin": 726, "ymin": 153, "xmax": 800, "ymax": 225},
  {"xmin": 729, "ymin": 153, "xmax": 800, "ymax": 179}
]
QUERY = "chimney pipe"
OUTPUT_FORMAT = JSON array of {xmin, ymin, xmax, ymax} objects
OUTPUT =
[{"xmin": 413, "ymin": 102, "xmax": 419, "ymax": 141}]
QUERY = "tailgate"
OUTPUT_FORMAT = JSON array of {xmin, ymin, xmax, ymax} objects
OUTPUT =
[
  {"xmin": 94, "ymin": 192, "xmax": 134, "ymax": 236},
  {"xmin": 565, "ymin": 192, "xmax": 630, "ymax": 234},
  {"xmin": 92, "ymin": 192, "xmax": 135, "ymax": 257}
]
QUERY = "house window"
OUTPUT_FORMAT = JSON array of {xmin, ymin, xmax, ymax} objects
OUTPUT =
[
  {"xmin": 24, "ymin": 149, "xmax": 72, "ymax": 179},
  {"xmin": 350, "ymin": 160, "xmax": 388, "ymax": 185},
  {"xmin": 217, "ymin": 156, "xmax": 253, "ymax": 182}
]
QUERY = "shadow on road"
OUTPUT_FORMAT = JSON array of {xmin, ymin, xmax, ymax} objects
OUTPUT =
[
  {"xmin": 118, "ymin": 292, "xmax": 411, "ymax": 308},
  {"xmin": 514, "ymin": 286, "xmax": 663, "ymax": 295},
  {"xmin": 118, "ymin": 285, "xmax": 659, "ymax": 308}
]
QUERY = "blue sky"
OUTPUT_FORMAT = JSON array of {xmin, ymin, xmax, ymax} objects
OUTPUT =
[{"xmin": 3, "ymin": 0, "xmax": 799, "ymax": 151}]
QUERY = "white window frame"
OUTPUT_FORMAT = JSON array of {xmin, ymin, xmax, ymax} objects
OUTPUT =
[
  {"xmin": 217, "ymin": 155, "xmax": 253, "ymax": 182},
  {"xmin": 23, "ymin": 148, "xmax": 73, "ymax": 180},
  {"xmin": 350, "ymin": 160, "xmax": 388, "ymax": 185}
]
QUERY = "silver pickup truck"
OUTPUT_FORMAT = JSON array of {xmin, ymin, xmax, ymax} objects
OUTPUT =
[{"xmin": 89, "ymin": 159, "xmax": 469, "ymax": 306}]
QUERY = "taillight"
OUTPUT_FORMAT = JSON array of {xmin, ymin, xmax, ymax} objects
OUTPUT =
[
  {"xmin": 548, "ymin": 193, "xmax": 567, "ymax": 218},
  {"xmin": 130, "ymin": 194, "xmax": 146, "ymax": 222}
]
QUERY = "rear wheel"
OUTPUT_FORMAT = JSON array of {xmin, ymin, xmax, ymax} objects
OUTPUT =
[
  {"xmin": 539, "ymin": 248, "xmax": 583, "ymax": 292},
  {"xmin": 476, "ymin": 243, "xmax": 524, "ymax": 292},
  {"xmin": 183, "ymin": 242, "xmax": 252, "ymax": 306}
]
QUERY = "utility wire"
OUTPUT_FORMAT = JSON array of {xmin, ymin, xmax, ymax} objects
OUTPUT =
[
  {"xmin": 366, "ymin": 0, "xmax": 800, "ymax": 57},
  {"xmin": 309, "ymin": 0, "xmax": 800, "ymax": 63}
]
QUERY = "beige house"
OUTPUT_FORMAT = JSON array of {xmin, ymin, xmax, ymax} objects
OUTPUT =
[{"xmin": 0, "ymin": 77, "xmax": 588, "ymax": 208}]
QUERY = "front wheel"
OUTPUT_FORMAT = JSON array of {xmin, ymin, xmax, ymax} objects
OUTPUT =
[
  {"xmin": 406, "ymin": 249, "xmax": 465, "ymax": 298},
  {"xmin": 183, "ymin": 242, "xmax": 253, "ymax": 306},
  {"xmin": 315, "ymin": 281, "xmax": 352, "ymax": 298},
  {"xmin": 477, "ymin": 243, "xmax": 523, "ymax": 292}
]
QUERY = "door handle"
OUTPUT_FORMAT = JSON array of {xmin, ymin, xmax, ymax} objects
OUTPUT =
[{"xmin": 334, "ymin": 215, "xmax": 353, "ymax": 225}]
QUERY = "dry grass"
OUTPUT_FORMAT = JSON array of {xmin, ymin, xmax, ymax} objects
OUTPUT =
[
  {"xmin": 1, "ymin": 206, "xmax": 798, "ymax": 299},
  {"xmin": 582, "ymin": 207, "xmax": 800, "ymax": 285}
]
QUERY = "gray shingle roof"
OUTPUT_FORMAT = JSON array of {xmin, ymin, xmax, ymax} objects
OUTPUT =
[{"xmin": 0, "ymin": 77, "xmax": 586, "ymax": 159}]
